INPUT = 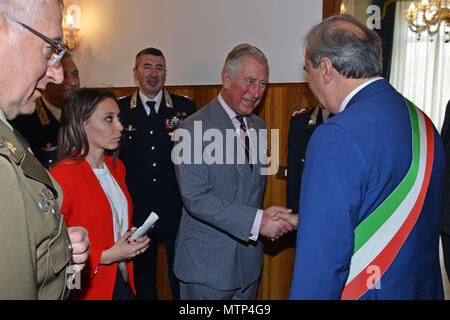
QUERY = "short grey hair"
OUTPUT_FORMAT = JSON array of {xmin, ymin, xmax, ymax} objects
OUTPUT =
[
  {"xmin": 305, "ymin": 14, "xmax": 382, "ymax": 79},
  {"xmin": 0, "ymin": 0, "xmax": 63, "ymax": 25},
  {"xmin": 223, "ymin": 43, "xmax": 269, "ymax": 80}
]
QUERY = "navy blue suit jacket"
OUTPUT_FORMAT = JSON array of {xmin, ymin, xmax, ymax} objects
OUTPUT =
[{"xmin": 290, "ymin": 79, "xmax": 445, "ymax": 299}]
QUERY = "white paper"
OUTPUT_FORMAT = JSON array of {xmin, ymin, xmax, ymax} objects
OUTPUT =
[{"xmin": 129, "ymin": 211, "xmax": 159, "ymax": 240}]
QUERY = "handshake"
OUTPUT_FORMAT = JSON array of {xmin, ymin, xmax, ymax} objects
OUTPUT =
[{"xmin": 259, "ymin": 206, "xmax": 299, "ymax": 241}]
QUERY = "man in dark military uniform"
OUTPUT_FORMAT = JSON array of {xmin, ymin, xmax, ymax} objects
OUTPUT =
[
  {"xmin": 119, "ymin": 47, "xmax": 196, "ymax": 300},
  {"xmin": 11, "ymin": 53, "xmax": 80, "ymax": 169},
  {"xmin": 0, "ymin": 0, "xmax": 89, "ymax": 299},
  {"xmin": 440, "ymin": 99, "xmax": 450, "ymax": 281},
  {"xmin": 287, "ymin": 105, "xmax": 332, "ymax": 214}
]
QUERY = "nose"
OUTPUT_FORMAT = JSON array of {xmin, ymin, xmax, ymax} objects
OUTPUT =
[
  {"xmin": 46, "ymin": 61, "xmax": 64, "ymax": 85},
  {"xmin": 116, "ymin": 119, "xmax": 124, "ymax": 132},
  {"xmin": 149, "ymin": 67, "xmax": 159, "ymax": 78},
  {"xmin": 248, "ymin": 83, "xmax": 263, "ymax": 99}
]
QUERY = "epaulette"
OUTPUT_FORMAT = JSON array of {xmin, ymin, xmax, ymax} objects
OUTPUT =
[
  {"xmin": 290, "ymin": 106, "xmax": 313, "ymax": 119},
  {"xmin": 171, "ymin": 92, "xmax": 193, "ymax": 102},
  {"xmin": 0, "ymin": 137, "xmax": 24, "ymax": 165},
  {"xmin": 117, "ymin": 94, "xmax": 131, "ymax": 100}
]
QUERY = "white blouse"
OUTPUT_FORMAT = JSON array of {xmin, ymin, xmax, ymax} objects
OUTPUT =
[{"xmin": 93, "ymin": 163, "xmax": 129, "ymax": 241}]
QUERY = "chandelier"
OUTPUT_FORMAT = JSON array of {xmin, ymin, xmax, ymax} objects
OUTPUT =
[{"xmin": 404, "ymin": 0, "xmax": 450, "ymax": 42}]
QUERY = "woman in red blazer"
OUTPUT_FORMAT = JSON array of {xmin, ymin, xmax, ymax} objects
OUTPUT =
[{"xmin": 50, "ymin": 88, "xmax": 150, "ymax": 300}]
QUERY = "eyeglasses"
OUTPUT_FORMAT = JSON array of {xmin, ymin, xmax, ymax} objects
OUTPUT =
[{"xmin": 4, "ymin": 14, "xmax": 67, "ymax": 66}]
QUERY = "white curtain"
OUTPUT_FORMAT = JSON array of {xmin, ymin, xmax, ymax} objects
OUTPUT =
[{"xmin": 390, "ymin": 1, "xmax": 450, "ymax": 132}]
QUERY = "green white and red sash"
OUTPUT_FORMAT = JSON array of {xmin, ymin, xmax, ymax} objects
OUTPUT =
[{"xmin": 340, "ymin": 99, "xmax": 435, "ymax": 300}]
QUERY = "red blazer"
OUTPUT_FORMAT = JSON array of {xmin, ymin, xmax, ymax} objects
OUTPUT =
[{"xmin": 50, "ymin": 156, "xmax": 135, "ymax": 300}]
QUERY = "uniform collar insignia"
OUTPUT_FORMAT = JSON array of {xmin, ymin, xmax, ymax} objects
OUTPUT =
[
  {"xmin": 130, "ymin": 88, "xmax": 174, "ymax": 110},
  {"xmin": 163, "ymin": 89, "xmax": 174, "ymax": 109},
  {"xmin": 36, "ymin": 98, "xmax": 51, "ymax": 126},
  {"xmin": 129, "ymin": 91, "xmax": 138, "ymax": 110}
]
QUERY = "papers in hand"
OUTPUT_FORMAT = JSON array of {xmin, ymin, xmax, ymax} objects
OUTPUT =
[{"xmin": 129, "ymin": 211, "xmax": 159, "ymax": 240}]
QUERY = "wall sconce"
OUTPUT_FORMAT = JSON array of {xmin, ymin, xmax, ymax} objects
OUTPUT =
[
  {"xmin": 340, "ymin": 1, "xmax": 347, "ymax": 14},
  {"xmin": 63, "ymin": 4, "xmax": 81, "ymax": 51}
]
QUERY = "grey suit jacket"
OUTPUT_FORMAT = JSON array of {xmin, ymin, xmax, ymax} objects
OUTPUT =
[{"xmin": 173, "ymin": 98, "xmax": 267, "ymax": 291}]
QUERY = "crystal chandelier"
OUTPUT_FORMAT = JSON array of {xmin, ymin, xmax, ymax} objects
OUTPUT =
[{"xmin": 404, "ymin": 0, "xmax": 450, "ymax": 42}]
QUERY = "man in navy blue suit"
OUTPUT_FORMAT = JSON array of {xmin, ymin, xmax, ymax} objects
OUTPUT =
[
  {"xmin": 118, "ymin": 48, "xmax": 196, "ymax": 300},
  {"xmin": 288, "ymin": 14, "xmax": 445, "ymax": 299}
]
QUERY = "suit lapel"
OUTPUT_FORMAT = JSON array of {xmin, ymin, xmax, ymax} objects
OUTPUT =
[
  {"xmin": 245, "ymin": 114, "xmax": 264, "ymax": 183},
  {"xmin": 81, "ymin": 158, "xmax": 115, "ymax": 240},
  {"xmin": 210, "ymin": 100, "xmax": 258, "ymax": 179}
]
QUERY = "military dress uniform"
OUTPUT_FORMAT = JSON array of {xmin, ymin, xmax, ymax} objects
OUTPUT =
[
  {"xmin": 287, "ymin": 106, "xmax": 326, "ymax": 214},
  {"xmin": 0, "ymin": 114, "xmax": 72, "ymax": 300},
  {"xmin": 440, "ymin": 99, "xmax": 450, "ymax": 280},
  {"xmin": 118, "ymin": 89, "xmax": 196, "ymax": 300},
  {"xmin": 10, "ymin": 97, "xmax": 60, "ymax": 169}
]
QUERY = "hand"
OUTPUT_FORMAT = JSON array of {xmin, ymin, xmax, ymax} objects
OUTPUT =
[
  {"xmin": 259, "ymin": 206, "xmax": 294, "ymax": 241},
  {"xmin": 67, "ymin": 226, "xmax": 90, "ymax": 273},
  {"xmin": 100, "ymin": 231, "xmax": 151, "ymax": 265},
  {"xmin": 271, "ymin": 211, "xmax": 299, "ymax": 229}
]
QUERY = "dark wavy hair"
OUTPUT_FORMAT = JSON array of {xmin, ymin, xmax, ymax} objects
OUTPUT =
[{"xmin": 56, "ymin": 88, "xmax": 119, "ymax": 163}]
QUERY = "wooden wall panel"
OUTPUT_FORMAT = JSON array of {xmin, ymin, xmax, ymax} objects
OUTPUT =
[{"xmin": 106, "ymin": 83, "xmax": 317, "ymax": 299}]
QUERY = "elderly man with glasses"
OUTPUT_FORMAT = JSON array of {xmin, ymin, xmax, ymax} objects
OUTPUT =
[
  {"xmin": 11, "ymin": 52, "xmax": 80, "ymax": 169},
  {"xmin": 0, "ymin": 0, "xmax": 89, "ymax": 299}
]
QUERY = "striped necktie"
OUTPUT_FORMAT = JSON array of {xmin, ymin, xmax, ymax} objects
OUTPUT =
[{"xmin": 236, "ymin": 115, "xmax": 252, "ymax": 170}]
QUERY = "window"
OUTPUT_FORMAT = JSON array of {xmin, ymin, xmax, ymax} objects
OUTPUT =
[{"xmin": 390, "ymin": 1, "xmax": 450, "ymax": 132}]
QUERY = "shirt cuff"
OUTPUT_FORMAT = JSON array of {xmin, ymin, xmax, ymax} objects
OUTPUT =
[{"xmin": 249, "ymin": 209, "xmax": 263, "ymax": 241}]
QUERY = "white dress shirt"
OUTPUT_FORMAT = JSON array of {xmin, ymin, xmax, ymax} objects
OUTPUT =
[{"xmin": 139, "ymin": 89, "xmax": 163, "ymax": 116}]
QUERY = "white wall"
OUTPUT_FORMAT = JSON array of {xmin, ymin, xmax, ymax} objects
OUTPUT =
[{"xmin": 69, "ymin": 0, "xmax": 322, "ymax": 87}]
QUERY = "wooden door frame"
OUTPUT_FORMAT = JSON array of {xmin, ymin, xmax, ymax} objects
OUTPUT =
[{"xmin": 323, "ymin": 0, "xmax": 342, "ymax": 19}]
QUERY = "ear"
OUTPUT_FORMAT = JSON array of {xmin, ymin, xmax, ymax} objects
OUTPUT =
[
  {"xmin": 319, "ymin": 57, "xmax": 334, "ymax": 85},
  {"xmin": 133, "ymin": 67, "xmax": 142, "ymax": 87},
  {"xmin": 221, "ymin": 69, "xmax": 232, "ymax": 90}
]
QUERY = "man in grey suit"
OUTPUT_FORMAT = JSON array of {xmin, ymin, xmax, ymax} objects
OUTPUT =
[{"xmin": 173, "ymin": 43, "xmax": 295, "ymax": 300}]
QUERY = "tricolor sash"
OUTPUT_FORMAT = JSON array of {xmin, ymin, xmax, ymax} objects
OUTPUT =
[{"xmin": 340, "ymin": 99, "xmax": 435, "ymax": 300}]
